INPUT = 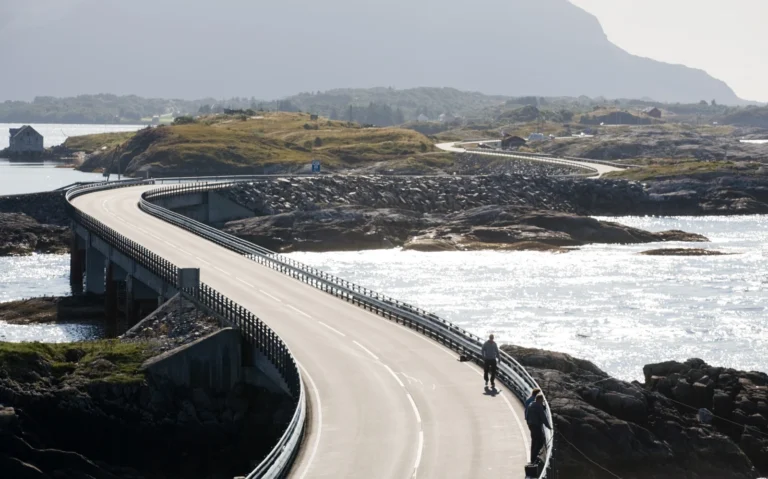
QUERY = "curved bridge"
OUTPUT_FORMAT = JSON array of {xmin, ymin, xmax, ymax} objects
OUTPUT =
[
  {"xmin": 67, "ymin": 179, "xmax": 553, "ymax": 478},
  {"xmin": 436, "ymin": 141, "xmax": 624, "ymax": 177}
]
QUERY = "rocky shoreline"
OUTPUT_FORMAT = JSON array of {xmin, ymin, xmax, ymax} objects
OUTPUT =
[
  {"xmin": 502, "ymin": 345, "xmax": 767, "ymax": 478},
  {"xmin": 0, "ymin": 295, "xmax": 291, "ymax": 479},
  {"xmin": 0, "ymin": 191, "xmax": 71, "ymax": 256},
  {"xmin": 218, "ymin": 176, "xmax": 714, "ymax": 253}
]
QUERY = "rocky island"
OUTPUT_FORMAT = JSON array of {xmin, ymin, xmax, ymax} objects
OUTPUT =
[
  {"xmin": 213, "ymin": 175, "xmax": 710, "ymax": 253},
  {"xmin": 506, "ymin": 345, "xmax": 768, "ymax": 478}
]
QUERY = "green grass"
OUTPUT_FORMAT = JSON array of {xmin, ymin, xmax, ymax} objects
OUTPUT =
[
  {"xmin": 0, "ymin": 340, "xmax": 153, "ymax": 384},
  {"xmin": 64, "ymin": 131, "xmax": 138, "ymax": 153},
  {"xmin": 605, "ymin": 160, "xmax": 763, "ymax": 181}
]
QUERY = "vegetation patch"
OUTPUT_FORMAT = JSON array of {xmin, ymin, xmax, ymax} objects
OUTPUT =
[
  {"xmin": 78, "ymin": 112, "xmax": 454, "ymax": 176},
  {"xmin": 63, "ymin": 131, "xmax": 137, "ymax": 153},
  {"xmin": 604, "ymin": 160, "xmax": 764, "ymax": 181},
  {"xmin": 0, "ymin": 340, "xmax": 152, "ymax": 384}
]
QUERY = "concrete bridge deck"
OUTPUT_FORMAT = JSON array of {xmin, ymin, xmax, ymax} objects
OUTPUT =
[
  {"xmin": 72, "ymin": 185, "xmax": 530, "ymax": 478},
  {"xmin": 436, "ymin": 141, "xmax": 624, "ymax": 177}
]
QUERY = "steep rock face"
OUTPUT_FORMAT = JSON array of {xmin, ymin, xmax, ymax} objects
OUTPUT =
[
  {"xmin": 1, "ymin": 0, "xmax": 742, "ymax": 103},
  {"xmin": 502, "ymin": 345, "xmax": 759, "ymax": 478}
]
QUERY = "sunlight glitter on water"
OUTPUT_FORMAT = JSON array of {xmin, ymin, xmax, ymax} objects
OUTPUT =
[{"xmin": 288, "ymin": 216, "xmax": 768, "ymax": 381}]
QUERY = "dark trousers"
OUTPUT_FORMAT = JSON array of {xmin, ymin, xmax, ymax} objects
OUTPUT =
[
  {"xmin": 483, "ymin": 358, "xmax": 497, "ymax": 384},
  {"xmin": 528, "ymin": 422, "xmax": 545, "ymax": 463}
]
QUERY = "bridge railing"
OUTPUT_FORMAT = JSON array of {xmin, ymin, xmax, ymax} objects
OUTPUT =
[
  {"xmin": 65, "ymin": 180, "xmax": 305, "ymax": 479},
  {"xmin": 465, "ymin": 148, "xmax": 599, "ymax": 177},
  {"xmin": 141, "ymin": 181, "xmax": 555, "ymax": 477}
]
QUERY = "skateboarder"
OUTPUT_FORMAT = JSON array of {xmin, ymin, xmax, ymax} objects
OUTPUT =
[{"xmin": 481, "ymin": 334, "xmax": 499, "ymax": 389}]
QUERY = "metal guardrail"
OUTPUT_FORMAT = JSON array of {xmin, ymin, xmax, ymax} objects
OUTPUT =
[
  {"xmin": 140, "ymin": 181, "xmax": 556, "ymax": 477},
  {"xmin": 466, "ymin": 148, "xmax": 599, "ymax": 177},
  {"xmin": 65, "ymin": 180, "xmax": 305, "ymax": 479}
]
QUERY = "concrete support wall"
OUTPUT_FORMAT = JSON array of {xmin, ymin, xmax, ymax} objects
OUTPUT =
[
  {"xmin": 69, "ymin": 234, "xmax": 85, "ymax": 295},
  {"xmin": 150, "ymin": 191, "xmax": 254, "ymax": 225},
  {"xmin": 207, "ymin": 191, "xmax": 254, "ymax": 224},
  {"xmin": 142, "ymin": 328, "xmax": 242, "ymax": 393},
  {"xmin": 85, "ymin": 244, "xmax": 106, "ymax": 294}
]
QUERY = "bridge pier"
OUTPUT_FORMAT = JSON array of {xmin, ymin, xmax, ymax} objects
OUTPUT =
[
  {"xmin": 69, "ymin": 234, "xmax": 85, "ymax": 294},
  {"xmin": 126, "ymin": 274, "xmax": 162, "ymax": 325},
  {"xmin": 85, "ymin": 243, "xmax": 106, "ymax": 295}
]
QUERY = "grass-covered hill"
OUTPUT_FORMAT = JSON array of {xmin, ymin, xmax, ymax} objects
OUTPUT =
[{"xmin": 74, "ymin": 112, "xmax": 454, "ymax": 177}]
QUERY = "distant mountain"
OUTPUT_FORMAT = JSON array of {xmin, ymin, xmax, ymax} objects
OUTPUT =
[{"xmin": 1, "ymin": 0, "xmax": 744, "ymax": 104}]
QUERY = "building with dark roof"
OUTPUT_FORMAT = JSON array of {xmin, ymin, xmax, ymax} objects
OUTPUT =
[{"xmin": 9, "ymin": 126, "xmax": 44, "ymax": 153}]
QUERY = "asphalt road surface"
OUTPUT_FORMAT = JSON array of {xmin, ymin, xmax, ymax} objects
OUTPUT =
[
  {"xmin": 436, "ymin": 141, "xmax": 623, "ymax": 177},
  {"xmin": 73, "ymin": 185, "xmax": 530, "ymax": 478}
]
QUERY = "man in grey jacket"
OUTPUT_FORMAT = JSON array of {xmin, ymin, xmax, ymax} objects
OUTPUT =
[{"xmin": 481, "ymin": 334, "xmax": 500, "ymax": 389}]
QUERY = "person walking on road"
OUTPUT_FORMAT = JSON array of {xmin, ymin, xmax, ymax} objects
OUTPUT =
[
  {"xmin": 527, "ymin": 393, "xmax": 551, "ymax": 464},
  {"xmin": 481, "ymin": 334, "xmax": 499, "ymax": 389}
]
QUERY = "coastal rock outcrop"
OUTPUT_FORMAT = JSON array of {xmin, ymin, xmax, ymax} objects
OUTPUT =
[
  {"xmin": 0, "ymin": 341, "xmax": 292, "ymax": 479},
  {"xmin": 223, "ymin": 204, "xmax": 708, "ymax": 253},
  {"xmin": 502, "ymin": 345, "xmax": 761, "ymax": 478},
  {"xmin": 644, "ymin": 359, "xmax": 768, "ymax": 473},
  {"xmin": 220, "ymin": 174, "xmax": 768, "ymax": 224},
  {"xmin": 0, "ymin": 212, "xmax": 70, "ymax": 256},
  {"xmin": 639, "ymin": 248, "xmax": 730, "ymax": 256}
]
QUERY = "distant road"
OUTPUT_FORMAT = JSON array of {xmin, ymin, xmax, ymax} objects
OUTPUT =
[{"xmin": 436, "ymin": 141, "xmax": 624, "ymax": 178}]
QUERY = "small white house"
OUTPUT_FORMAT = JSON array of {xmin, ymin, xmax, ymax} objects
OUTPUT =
[{"xmin": 8, "ymin": 126, "xmax": 44, "ymax": 153}]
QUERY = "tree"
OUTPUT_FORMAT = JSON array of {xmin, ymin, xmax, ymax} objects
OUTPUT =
[
  {"xmin": 314, "ymin": 137, "xmax": 323, "ymax": 147},
  {"xmin": 699, "ymin": 100, "xmax": 709, "ymax": 106},
  {"xmin": 711, "ymin": 99, "xmax": 718, "ymax": 107},
  {"xmin": 198, "ymin": 104, "xmax": 212, "ymax": 114}
]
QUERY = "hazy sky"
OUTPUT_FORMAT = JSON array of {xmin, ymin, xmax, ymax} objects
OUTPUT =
[
  {"xmin": 0, "ymin": 0, "xmax": 761, "ymax": 103},
  {"xmin": 570, "ymin": 0, "xmax": 768, "ymax": 102}
]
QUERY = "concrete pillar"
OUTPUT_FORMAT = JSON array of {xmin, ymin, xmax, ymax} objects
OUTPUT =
[
  {"xmin": 126, "ymin": 274, "xmax": 160, "ymax": 326},
  {"xmin": 85, "ymin": 247, "xmax": 106, "ymax": 295},
  {"xmin": 69, "ymin": 235, "xmax": 84, "ymax": 295},
  {"xmin": 105, "ymin": 262, "xmax": 118, "ymax": 336}
]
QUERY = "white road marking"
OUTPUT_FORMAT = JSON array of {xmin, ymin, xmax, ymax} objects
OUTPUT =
[
  {"xmin": 297, "ymin": 362, "xmax": 323, "ymax": 479},
  {"xmin": 413, "ymin": 430, "xmax": 424, "ymax": 475},
  {"xmin": 260, "ymin": 289, "xmax": 283, "ymax": 303},
  {"xmin": 164, "ymin": 240, "xmax": 176, "ymax": 247},
  {"xmin": 383, "ymin": 364, "xmax": 405, "ymax": 388},
  {"xmin": 318, "ymin": 321, "xmax": 346, "ymax": 337},
  {"xmin": 352, "ymin": 340, "xmax": 379, "ymax": 361},
  {"xmin": 214, "ymin": 266, "xmax": 232, "ymax": 276},
  {"xmin": 406, "ymin": 394, "xmax": 422, "ymax": 424},
  {"xmin": 194, "ymin": 256, "xmax": 211, "ymax": 265},
  {"xmin": 501, "ymin": 389, "xmax": 531, "ymax": 453},
  {"xmin": 236, "ymin": 277, "xmax": 254, "ymax": 288},
  {"xmin": 287, "ymin": 304, "xmax": 312, "ymax": 318}
]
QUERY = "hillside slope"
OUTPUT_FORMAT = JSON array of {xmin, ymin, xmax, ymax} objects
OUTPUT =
[
  {"xmin": 76, "ymin": 113, "xmax": 453, "ymax": 177},
  {"xmin": 2, "ymin": 0, "xmax": 743, "ymax": 104}
]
